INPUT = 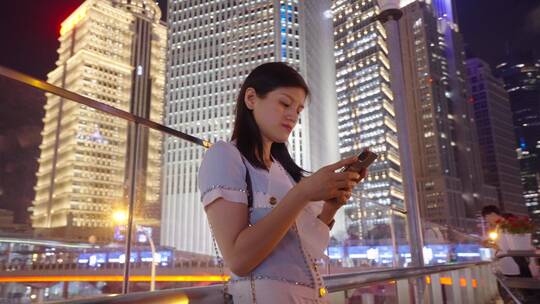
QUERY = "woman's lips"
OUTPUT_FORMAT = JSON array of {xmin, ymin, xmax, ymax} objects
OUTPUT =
[{"xmin": 282, "ymin": 124, "xmax": 293, "ymax": 132}]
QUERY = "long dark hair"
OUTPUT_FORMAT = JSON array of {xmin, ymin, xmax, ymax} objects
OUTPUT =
[{"xmin": 231, "ymin": 62, "xmax": 309, "ymax": 183}]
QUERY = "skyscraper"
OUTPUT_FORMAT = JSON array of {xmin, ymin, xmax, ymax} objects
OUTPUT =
[
  {"xmin": 331, "ymin": 0, "xmax": 501, "ymax": 239},
  {"xmin": 163, "ymin": 0, "xmax": 338, "ymax": 254},
  {"xmin": 466, "ymin": 58, "xmax": 527, "ymax": 215},
  {"xmin": 332, "ymin": 0, "xmax": 405, "ymax": 239},
  {"xmin": 396, "ymin": 1, "xmax": 498, "ymax": 231},
  {"xmin": 31, "ymin": 0, "xmax": 166, "ymax": 242},
  {"xmin": 496, "ymin": 58, "xmax": 540, "ymax": 246},
  {"xmin": 429, "ymin": 0, "xmax": 499, "ymax": 221}
]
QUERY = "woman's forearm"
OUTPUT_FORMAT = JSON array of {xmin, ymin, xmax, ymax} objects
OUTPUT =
[
  {"xmin": 317, "ymin": 201, "xmax": 339, "ymax": 225},
  {"xmin": 229, "ymin": 185, "xmax": 309, "ymax": 276}
]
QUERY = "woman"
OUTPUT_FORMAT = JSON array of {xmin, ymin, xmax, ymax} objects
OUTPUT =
[{"xmin": 198, "ymin": 62, "xmax": 366, "ymax": 303}]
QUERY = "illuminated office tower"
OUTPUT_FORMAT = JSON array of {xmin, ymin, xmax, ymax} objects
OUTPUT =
[
  {"xmin": 332, "ymin": 0, "xmax": 405, "ymax": 239},
  {"xmin": 163, "ymin": 0, "xmax": 338, "ymax": 254},
  {"xmin": 496, "ymin": 58, "xmax": 540, "ymax": 246},
  {"xmin": 397, "ymin": 2, "xmax": 499, "ymax": 232},
  {"xmin": 466, "ymin": 58, "xmax": 527, "ymax": 215},
  {"xmin": 427, "ymin": 0, "xmax": 499, "ymax": 221},
  {"xmin": 31, "ymin": 0, "xmax": 167, "ymax": 242},
  {"xmin": 332, "ymin": 0, "xmax": 500, "ymax": 238}
]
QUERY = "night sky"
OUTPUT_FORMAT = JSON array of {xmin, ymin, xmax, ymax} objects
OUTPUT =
[
  {"xmin": 0, "ymin": 0, "xmax": 538, "ymax": 78},
  {"xmin": 0, "ymin": 0, "xmax": 168, "ymax": 80},
  {"xmin": 455, "ymin": 0, "xmax": 540, "ymax": 65}
]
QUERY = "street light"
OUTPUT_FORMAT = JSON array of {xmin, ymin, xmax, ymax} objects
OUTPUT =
[
  {"xmin": 376, "ymin": 0, "xmax": 426, "ymax": 301},
  {"xmin": 376, "ymin": 0, "xmax": 424, "ymax": 267},
  {"xmin": 112, "ymin": 210, "xmax": 128, "ymax": 223},
  {"xmin": 113, "ymin": 209, "xmax": 158, "ymax": 292}
]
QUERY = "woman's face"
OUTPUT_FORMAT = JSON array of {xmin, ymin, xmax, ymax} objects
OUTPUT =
[{"xmin": 245, "ymin": 86, "xmax": 306, "ymax": 144}]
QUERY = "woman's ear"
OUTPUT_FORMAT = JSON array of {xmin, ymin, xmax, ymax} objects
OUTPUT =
[{"xmin": 244, "ymin": 88, "xmax": 257, "ymax": 110}]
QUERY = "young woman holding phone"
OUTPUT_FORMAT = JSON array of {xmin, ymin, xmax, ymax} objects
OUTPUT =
[{"xmin": 198, "ymin": 62, "xmax": 367, "ymax": 303}]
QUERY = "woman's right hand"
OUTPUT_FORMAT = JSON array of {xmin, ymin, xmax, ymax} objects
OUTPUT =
[{"xmin": 297, "ymin": 156, "xmax": 361, "ymax": 202}]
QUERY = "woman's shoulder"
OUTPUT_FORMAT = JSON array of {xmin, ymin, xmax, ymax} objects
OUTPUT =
[
  {"xmin": 200, "ymin": 140, "xmax": 246, "ymax": 173},
  {"xmin": 198, "ymin": 140, "xmax": 249, "ymax": 206},
  {"xmin": 204, "ymin": 140, "xmax": 241, "ymax": 161}
]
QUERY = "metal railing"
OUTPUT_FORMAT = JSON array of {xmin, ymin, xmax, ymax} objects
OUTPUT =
[
  {"xmin": 52, "ymin": 261, "xmax": 498, "ymax": 303},
  {"xmin": 0, "ymin": 66, "xmax": 210, "ymax": 149},
  {"xmin": 494, "ymin": 251, "xmax": 540, "ymax": 304},
  {"xmin": 0, "ymin": 65, "xmax": 502, "ymax": 303}
]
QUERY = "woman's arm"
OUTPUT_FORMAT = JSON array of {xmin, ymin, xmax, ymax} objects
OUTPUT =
[
  {"xmin": 205, "ymin": 157, "xmax": 360, "ymax": 276},
  {"xmin": 206, "ymin": 185, "xmax": 308, "ymax": 276}
]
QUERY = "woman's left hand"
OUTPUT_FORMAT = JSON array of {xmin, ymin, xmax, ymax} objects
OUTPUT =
[
  {"xmin": 318, "ymin": 167, "xmax": 368, "ymax": 224},
  {"xmin": 327, "ymin": 167, "xmax": 367, "ymax": 205}
]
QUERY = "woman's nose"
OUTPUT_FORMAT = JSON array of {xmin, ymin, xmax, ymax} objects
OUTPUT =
[{"xmin": 286, "ymin": 109, "xmax": 299, "ymax": 122}]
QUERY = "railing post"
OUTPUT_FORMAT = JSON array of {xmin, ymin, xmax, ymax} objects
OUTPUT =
[
  {"xmin": 463, "ymin": 267, "xmax": 474, "ymax": 301},
  {"xmin": 396, "ymin": 279, "xmax": 411, "ymax": 304},
  {"xmin": 122, "ymin": 122, "xmax": 140, "ymax": 294},
  {"xmin": 449, "ymin": 269, "xmax": 463, "ymax": 303},
  {"xmin": 389, "ymin": 209, "xmax": 400, "ymax": 267},
  {"xmin": 429, "ymin": 273, "xmax": 442, "ymax": 302}
]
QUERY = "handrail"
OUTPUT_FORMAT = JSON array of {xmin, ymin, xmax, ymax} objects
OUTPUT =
[
  {"xmin": 324, "ymin": 261, "xmax": 490, "ymax": 292},
  {"xmin": 496, "ymin": 250, "xmax": 540, "ymax": 259},
  {"xmin": 0, "ymin": 65, "xmax": 211, "ymax": 149},
  {"xmin": 52, "ymin": 261, "xmax": 491, "ymax": 304},
  {"xmin": 494, "ymin": 273, "xmax": 524, "ymax": 304}
]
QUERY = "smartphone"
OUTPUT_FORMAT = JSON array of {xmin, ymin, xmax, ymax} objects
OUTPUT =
[{"xmin": 341, "ymin": 149, "xmax": 378, "ymax": 172}]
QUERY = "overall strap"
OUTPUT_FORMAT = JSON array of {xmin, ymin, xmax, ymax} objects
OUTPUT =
[
  {"xmin": 239, "ymin": 158, "xmax": 257, "ymax": 303},
  {"xmin": 240, "ymin": 158, "xmax": 253, "ymax": 209}
]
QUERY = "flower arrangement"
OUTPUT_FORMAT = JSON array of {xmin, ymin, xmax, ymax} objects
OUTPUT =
[{"xmin": 496, "ymin": 216, "xmax": 536, "ymax": 234}]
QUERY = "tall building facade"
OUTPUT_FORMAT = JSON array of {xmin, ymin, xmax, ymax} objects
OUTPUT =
[
  {"xmin": 396, "ymin": 1, "xmax": 498, "ymax": 232},
  {"xmin": 398, "ymin": 1, "xmax": 466, "ymax": 228},
  {"xmin": 496, "ymin": 58, "xmax": 540, "ymax": 246},
  {"xmin": 31, "ymin": 0, "xmax": 167, "ymax": 242},
  {"xmin": 331, "ymin": 0, "xmax": 500, "ymax": 239},
  {"xmin": 332, "ymin": 0, "xmax": 405, "ymax": 239},
  {"xmin": 163, "ymin": 0, "xmax": 339, "ymax": 254},
  {"xmin": 466, "ymin": 58, "xmax": 527, "ymax": 215},
  {"xmin": 429, "ymin": 0, "xmax": 499, "ymax": 221}
]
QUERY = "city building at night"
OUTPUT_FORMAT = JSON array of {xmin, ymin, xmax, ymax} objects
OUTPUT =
[
  {"xmin": 30, "ymin": 0, "xmax": 167, "ymax": 243},
  {"xmin": 496, "ymin": 57, "xmax": 540, "ymax": 246},
  {"xmin": 332, "ymin": 0, "xmax": 405, "ymax": 239},
  {"xmin": 162, "ymin": 0, "xmax": 339, "ymax": 254},
  {"xmin": 331, "ymin": 0, "xmax": 501, "ymax": 239},
  {"xmin": 466, "ymin": 58, "xmax": 526, "ymax": 216},
  {"xmin": 397, "ymin": 1, "xmax": 499, "ymax": 233}
]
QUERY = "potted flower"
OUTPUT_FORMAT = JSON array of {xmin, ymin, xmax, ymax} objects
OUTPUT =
[{"xmin": 497, "ymin": 216, "xmax": 536, "ymax": 250}]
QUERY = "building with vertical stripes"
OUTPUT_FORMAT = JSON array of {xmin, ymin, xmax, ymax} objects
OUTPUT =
[
  {"xmin": 31, "ymin": 0, "xmax": 166, "ymax": 242},
  {"xmin": 162, "ymin": 0, "xmax": 338, "ymax": 254}
]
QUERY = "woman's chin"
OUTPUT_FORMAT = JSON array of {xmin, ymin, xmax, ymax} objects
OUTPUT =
[{"xmin": 271, "ymin": 135, "xmax": 290, "ymax": 144}]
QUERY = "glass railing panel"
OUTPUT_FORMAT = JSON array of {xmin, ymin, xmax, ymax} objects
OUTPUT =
[
  {"xmin": 1, "ymin": 68, "xmax": 508, "ymax": 303},
  {"xmin": 0, "ymin": 73, "xmax": 133, "ymax": 302},
  {"xmin": 324, "ymin": 193, "xmax": 410, "ymax": 273},
  {"xmin": 329, "ymin": 281, "xmax": 399, "ymax": 304},
  {"xmin": 421, "ymin": 264, "xmax": 499, "ymax": 303},
  {"xmin": 326, "ymin": 263, "xmax": 499, "ymax": 303},
  {"xmin": 421, "ymin": 217, "xmax": 494, "ymax": 266},
  {"xmin": 125, "ymin": 127, "xmax": 223, "ymax": 293}
]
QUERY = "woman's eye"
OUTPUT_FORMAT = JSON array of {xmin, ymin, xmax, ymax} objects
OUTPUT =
[{"xmin": 280, "ymin": 101, "xmax": 290, "ymax": 107}]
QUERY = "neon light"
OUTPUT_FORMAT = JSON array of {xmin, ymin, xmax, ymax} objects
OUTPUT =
[
  {"xmin": 459, "ymin": 278, "xmax": 467, "ymax": 287},
  {"xmin": 440, "ymin": 277, "xmax": 452, "ymax": 285},
  {"xmin": 60, "ymin": 8, "xmax": 87, "ymax": 36},
  {"xmin": 0, "ymin": 275, "xmax": 230, "ymax": 283},
  {"xmin": 472, "ymin": 279, "xmax": 478, "ymax": 288}
]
